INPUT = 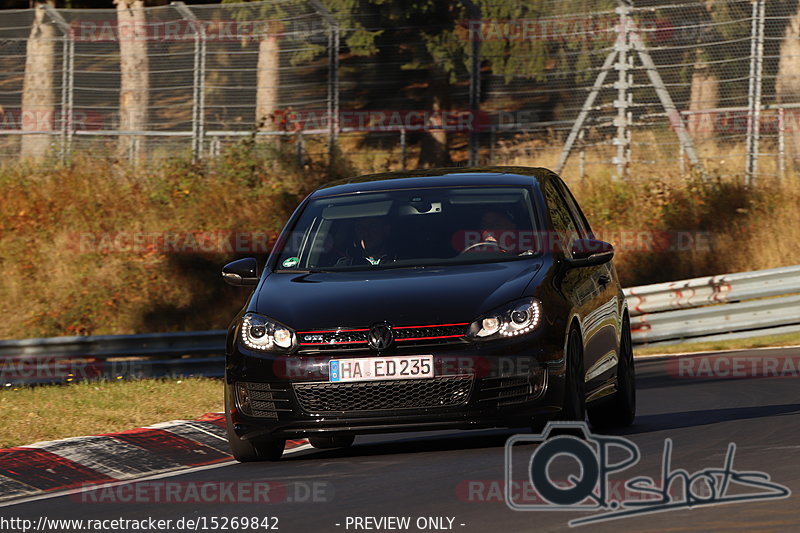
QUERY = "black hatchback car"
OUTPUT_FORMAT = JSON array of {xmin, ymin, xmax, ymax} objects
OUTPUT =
[{"xmin": 222, "ymin": 167, "xmax": 635, "ymax": 461}]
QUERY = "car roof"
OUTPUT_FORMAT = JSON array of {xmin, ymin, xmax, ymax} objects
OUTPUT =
[{"xmin": 311, "ymin": 166, "xmax": 557, "ymax": 197}]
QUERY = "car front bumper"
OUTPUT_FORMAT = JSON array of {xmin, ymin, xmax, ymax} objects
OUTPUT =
[{"xmin": 225, "ymin": 336, "xmax": 566, "ymax": 441}]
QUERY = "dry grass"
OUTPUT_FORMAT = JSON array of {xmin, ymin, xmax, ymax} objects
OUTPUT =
[
  {"xmin": 0, "ymin": 142, "xmax": 353, "ymax": 338},
  {"xmin": 1, "ymin": 138, "xmax": 799, "ymax": 338},
  {"xmin": 0, "ymin": 378, "xmax": 222, "ymax": 449}
]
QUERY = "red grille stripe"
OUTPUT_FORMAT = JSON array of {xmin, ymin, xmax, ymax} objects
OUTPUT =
[
  {"xmin": 396, "ymin": 334, "xmax": 465, "ymax": 341},
  {"xmin": 393, "ymin": 323, "xmax": 469, "ymax": 329},
  {"xmin": 299, "ymin": 328, "xmax": 370, "ymax": 334},
  {"xmin": 299, "ymin": 341, "xmax": 369, "ymax": 346}
]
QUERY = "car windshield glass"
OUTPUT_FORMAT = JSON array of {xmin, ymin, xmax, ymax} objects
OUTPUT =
[{"xmin": 274, "ymin": 186, "xmax": 540, "ymax": 271}]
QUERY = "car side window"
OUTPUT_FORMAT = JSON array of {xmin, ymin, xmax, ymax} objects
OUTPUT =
[
  {"xmin": 553, "ymin": 177, "xmax": 592, "ymax": 238},
  {"xmin": 542, "ymin": 180, "xmax": 580, "ymax": 257}
]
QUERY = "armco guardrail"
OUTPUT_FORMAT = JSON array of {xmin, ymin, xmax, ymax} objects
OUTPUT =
[
  {"xmin": 1, "ymin": 265, "xmax": 799, "ymax": 385},
  {"xmin": 624, "ymin": 265, "xmax": 800, "ymax": 346},
  {"xmin": 0, "ymin": 330, "xmax": 226, "ymax": 385}
]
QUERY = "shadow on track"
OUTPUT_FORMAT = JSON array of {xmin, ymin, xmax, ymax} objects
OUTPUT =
[
  {"xmin": 608, "ymin": 402, "xmax": 800, "ymax": 436},
  {"xmin": 278, "ymin": 401, "xmax": 800, "ymax": 461},
  {"xmin": 281, "ymin": 429, "xmax": 522, "ymax": 462}
]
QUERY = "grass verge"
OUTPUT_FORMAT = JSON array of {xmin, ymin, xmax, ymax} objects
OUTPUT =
[
  {"xmin": 0, "ymin": 377, "xmax": 222, "ymax": 449},
  {"xmin": 634, "ymin": 331, "xmax": 800, "ymax": 357}
]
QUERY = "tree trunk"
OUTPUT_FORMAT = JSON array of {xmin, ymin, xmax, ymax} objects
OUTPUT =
[
  {"xmin": 20, "ymin": 1, "xmax": 55, "ymax": 161},
  {"xmin": 776, "ymin": 6, "xmax": 800, "ymax": 165},
  {"xmin": 687, "ymin": 51, "xmax": 719, "ymax": 144},
  {"xmin": 115, "ymin": 0, "xmax": 149, "ymax": 160},
  {"xmin": 255, "ymin": 27, "xmax": 280, "ymax": 132}
]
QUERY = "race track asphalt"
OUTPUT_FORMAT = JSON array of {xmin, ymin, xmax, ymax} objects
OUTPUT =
[{"xmin": 6, "ymin": 347, "xmax": 800, "ymax": 533}]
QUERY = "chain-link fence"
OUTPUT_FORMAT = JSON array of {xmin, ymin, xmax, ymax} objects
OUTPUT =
[{"xmin": 1, "ymin": 0, "xmax": 798, "ymax": 182}]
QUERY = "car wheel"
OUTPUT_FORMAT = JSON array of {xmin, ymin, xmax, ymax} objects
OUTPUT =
[
  {"xmin": 558, "ymin": 327, "xmax": 586, "ymax": 422},
  {"xmin": 224, "ymin": 385, "xmax": 285, "ymax": 462},
  {"xmin": 227, "ymin": 428, "xmax": 285, "ymax": 462},
  {"xmin": 588, "ymin": 315, "xmax": 636, "ymax": 429},
  {"xmin": 309, "ymin": 435, "xmax": 355, "ymax": 449}
]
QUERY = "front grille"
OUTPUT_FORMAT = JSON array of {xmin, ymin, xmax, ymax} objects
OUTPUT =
[
  {"xmin": 236, "ymin": 382, "xmax": 292, "ymax": 419},
  {"xmin": 296, "ymin": 323, "xmax": 468, "ymax": 352},
  {"xmin": 293, "ymin": 376, "xmax": 473, "ymax": 413},
  {"xmin": 478, "ymin": 370, "xmax": 547, "ymax": 406}
]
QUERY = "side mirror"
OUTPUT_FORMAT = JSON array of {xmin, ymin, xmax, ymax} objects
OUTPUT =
[
  {"xmin": 222, "ymin": 258, "xmax": 260, "ymax": 286},
  {"xmin": 566, "ymin": 239, "xmax": 614, "ymax": 268}
]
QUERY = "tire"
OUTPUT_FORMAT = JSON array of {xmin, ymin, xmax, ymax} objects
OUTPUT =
[
  {"xmin": 558, "ymin": 327, "xmax": 586, "ymax": 422},
  {"xmin": 588, "ymin": 315, "xmax": 636, "ymax": 429},
  {"xmin": 225, "ymin": 384, "xmax": 285, "ymax": 462},
  {"xmin": 227, "ymin": 425, "xmax": 285, "ymax": 462},
  {"xmin": 309, "ymin": 435, "xmax": 355, "ymax": 449}
]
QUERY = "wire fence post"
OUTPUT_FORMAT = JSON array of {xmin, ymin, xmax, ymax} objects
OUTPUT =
[
  {"xmin": 489, "ymin": 126, "xmax": 496, "ymax": 165},
  {"xmin": 44, "ymin": 5, "xmax": 72, "ymax": 164},
  {"xmin": 746, "ymin": 0, "xmax": 765, "ymax": 185},
  {"xmin": 309, "ymin": 0, "xmax": 339, "ymax": 165},
  {"xmin": 460, "ymin": 0, "xmax": 481, "ymax": 167},
  {"xmin": 613, "ymin": 1, "xmax": 631, "ymax": 180},
  {"xmin": 778, "ymin": 107, "xmax": 786, "ymax": 181},
  {"xmin": 296, "ymin": 131, "xmax": 305, "ymax": 166},
  {"xmin": 400, "ymin": 128, "xmax": 407, "ymax": 170},
  {"xmin": 172, "ymin": 2, "xmax": 206, "ymax": 161}
]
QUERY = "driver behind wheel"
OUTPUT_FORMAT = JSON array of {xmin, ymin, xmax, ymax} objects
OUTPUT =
[
  {"xmin": 336, "ymin": 216, "xmax": 397, "ymax": 266},
  {"xmin": 475, "ymin": 209, "xmax": 517, "ymax": 252}
]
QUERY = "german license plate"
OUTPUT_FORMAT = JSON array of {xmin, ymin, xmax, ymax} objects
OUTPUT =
[{"xmin": 329, "ymin": 355, "xmax": 434, "ymax": 383}]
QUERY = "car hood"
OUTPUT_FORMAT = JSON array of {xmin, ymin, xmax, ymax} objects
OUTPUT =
[{"xmin": 253, "ymin": 260, "xmax": 543, "ymax": 330}]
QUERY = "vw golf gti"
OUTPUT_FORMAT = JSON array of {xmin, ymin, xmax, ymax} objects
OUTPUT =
[{"xmin": 222, "ymin": 167, "xmax": 635, "ymax": 461}]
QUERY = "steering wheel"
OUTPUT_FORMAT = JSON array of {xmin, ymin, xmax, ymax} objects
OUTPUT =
[{"xmin": 460, "ymin": 240, "xmax": 507, "ymax": 254}]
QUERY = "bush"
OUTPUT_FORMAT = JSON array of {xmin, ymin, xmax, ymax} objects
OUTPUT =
[{"xmin": 1, "ymin": 146, "xmax": 797, "ymax": 339}]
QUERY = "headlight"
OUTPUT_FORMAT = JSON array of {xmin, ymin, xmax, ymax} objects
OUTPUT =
[
  {"xmin": 240, "ymin": 313, "xmax": 295, "ymax": 351},
  {"xmin": 468, "ymin": 298, "xmax": 542, "ymax": 340}
]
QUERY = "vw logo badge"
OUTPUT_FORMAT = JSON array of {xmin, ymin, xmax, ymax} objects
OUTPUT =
[{"xmin": 368, "ymin": 323, "xmax": 394, "ymax": 351}]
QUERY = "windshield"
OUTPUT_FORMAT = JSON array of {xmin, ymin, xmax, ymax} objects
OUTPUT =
[{"xmin": 274, "ymin": 186, "xmax": 540, "ymax": 271}]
